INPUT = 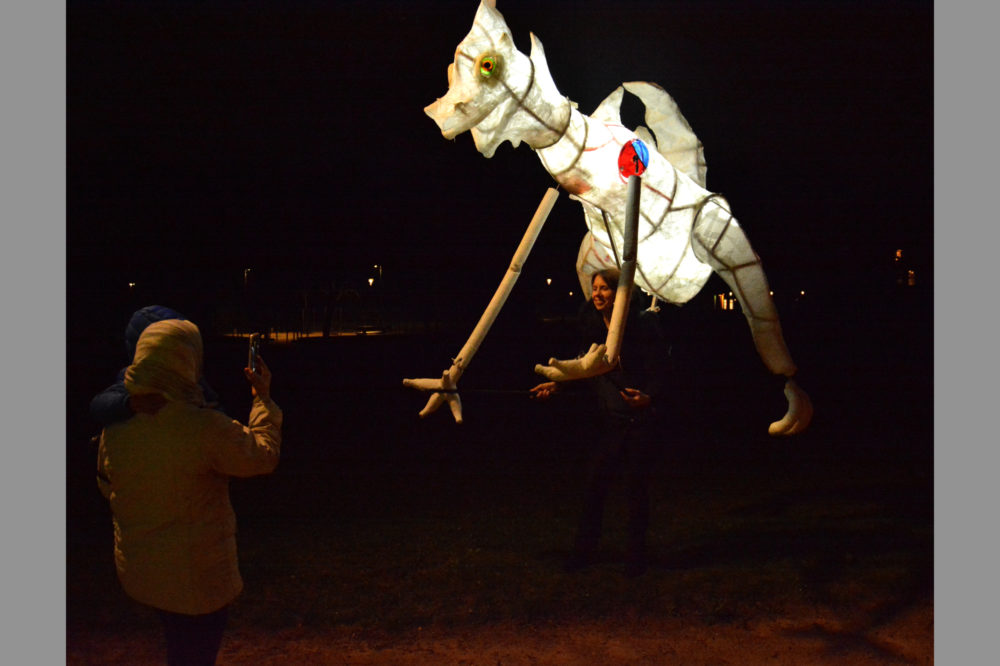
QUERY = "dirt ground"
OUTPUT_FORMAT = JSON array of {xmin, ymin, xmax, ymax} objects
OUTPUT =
[
  {"xmin": 68, "ymin": 601, "xmax": 932, "ymax": 665},
  {"xmin": 67, "ymin": 303, "xmax": 933, "ymax": 665}
]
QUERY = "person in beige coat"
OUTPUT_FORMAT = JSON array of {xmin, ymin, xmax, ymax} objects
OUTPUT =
[{"xmin": 97, "ymin": 318, "xmax": 282, "ymax": 665}]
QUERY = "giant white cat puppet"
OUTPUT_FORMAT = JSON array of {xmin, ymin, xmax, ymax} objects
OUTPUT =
[{"xmin": 406, "ymin": 0, "xmax": 812, "ymax": 435}]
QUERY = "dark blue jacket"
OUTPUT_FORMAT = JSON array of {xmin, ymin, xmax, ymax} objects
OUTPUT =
[{"xmin": 575, "ymin": 295, "xmax": 668, "ymax": 422}]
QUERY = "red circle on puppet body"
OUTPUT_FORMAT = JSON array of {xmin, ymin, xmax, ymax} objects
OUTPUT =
[{"xmin": 618, "ymin": 139, "xmax": 650, "ymax": 178}]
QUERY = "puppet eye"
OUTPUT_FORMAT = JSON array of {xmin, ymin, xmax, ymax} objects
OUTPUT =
[{"xmin": 478, "ymin": 55, "xmax": 499, "ymax": 78}]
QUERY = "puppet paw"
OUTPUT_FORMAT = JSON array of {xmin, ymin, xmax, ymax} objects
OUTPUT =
[
  {"xmin": 534, "ymin": 343, "xmax": 613, "ymax": 381},
  {"xmin": 767, "ymin": 377, "xmax": 813, "ymax": 436},
  {"xmin": 403, "ymin": 370, "xmax": 464, "ymax": 423}
]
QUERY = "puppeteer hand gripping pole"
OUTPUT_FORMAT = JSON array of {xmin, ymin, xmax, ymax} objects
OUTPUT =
[{"xmin": 403, "ymin": 187, "xmax": 560, "ymax": 422}]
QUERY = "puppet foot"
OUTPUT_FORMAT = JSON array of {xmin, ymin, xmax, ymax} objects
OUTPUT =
[
  {"xmin": 403, "ymin": 370, "xmax": 464, "ymax": 423},
  {"xmin": 767, "ymin": 377, "xmax": 813, "ymax": 436}
]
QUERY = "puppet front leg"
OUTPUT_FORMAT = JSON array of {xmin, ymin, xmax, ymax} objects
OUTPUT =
[
  {"xmin": 692, "ymin": 199, "xmax": 813, "ymax": 435},
  {"xmin": 403, "ymin": 188, "xmax": 560, "ymax": 422}
]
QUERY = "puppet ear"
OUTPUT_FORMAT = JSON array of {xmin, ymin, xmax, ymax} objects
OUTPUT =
[
  {"xmin": 475, "ymin": 0, "xmax": 504, "ymax": 28},
  {"xmin": 474, "ymin": 1, "xmax": 514, "ymax": 54},
  {"xmin": 528, "ymin": 32, "xmax": 560, "ymax": 95}
]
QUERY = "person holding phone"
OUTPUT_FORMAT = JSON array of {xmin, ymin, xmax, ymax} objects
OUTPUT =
[
  {"xmin": 248, "ymin": 333, "xmax": 261, "ymax": 374},
  {"xmin": 96, "ymin": 319, "xmax": 282, "ymax": 665}
]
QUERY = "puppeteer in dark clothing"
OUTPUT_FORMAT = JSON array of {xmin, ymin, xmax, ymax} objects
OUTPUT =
[
  {"xmin": 531, "ymin": 268, "xmax": 670, "ymax": 577},
  {"xmin": 571, "ymin": 292, "xmax": 667, "ymax": 576}
]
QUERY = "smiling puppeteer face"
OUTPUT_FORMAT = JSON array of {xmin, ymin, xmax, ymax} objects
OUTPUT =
[{"xmin": 591, "ymin": 273, "xmax": 616, "ymax": 319}]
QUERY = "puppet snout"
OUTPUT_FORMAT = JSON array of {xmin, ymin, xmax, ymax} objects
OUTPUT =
[
  {"xmin": 424, "ymin": 98, "xmax": 458, "ymax": 139},
  {"xmin": 425, "ymin": 97, "xmax": 482, "ymax": 141}
]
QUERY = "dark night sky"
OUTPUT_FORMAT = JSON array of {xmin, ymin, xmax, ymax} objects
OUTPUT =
[{"xmin": 67, "ymin": 0, "xmax": 933, "ymax": 327}]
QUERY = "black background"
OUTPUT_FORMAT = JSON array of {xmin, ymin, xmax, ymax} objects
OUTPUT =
[{"xmin": 68, "ymin": 0, "xmax": 932, "ymax": 339}]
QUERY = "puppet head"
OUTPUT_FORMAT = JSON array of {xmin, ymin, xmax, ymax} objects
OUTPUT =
[{"xmin": 424, "ymin": 1, "xmax": 567, "ymax": 158}]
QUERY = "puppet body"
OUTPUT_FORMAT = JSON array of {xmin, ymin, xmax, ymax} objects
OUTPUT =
[{"xmin": 419, "ymin": 0, "xmax": 812, "ymax": 434}]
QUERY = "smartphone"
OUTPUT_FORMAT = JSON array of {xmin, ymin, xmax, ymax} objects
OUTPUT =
[{"xmin": 248, "ymin": 333, "xmax": 261, "ymax": 373}]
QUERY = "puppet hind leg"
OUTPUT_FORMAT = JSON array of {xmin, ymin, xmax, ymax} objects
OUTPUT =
[
  {"xmin": 691, "ymin": 197, "xmax": 794, "ymax": 377},
  {"xmin": 690, "ymin": 197, "xmax": 812, "ymax": 435}
]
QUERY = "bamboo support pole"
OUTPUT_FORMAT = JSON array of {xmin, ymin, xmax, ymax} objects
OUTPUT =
[
  {"xmin": 603, "ymin": 174, "xmax": 640, "ymax": 364},
  {"xmin": 403, "ymin": 187, "xmax": 560, "ymax": 422}
]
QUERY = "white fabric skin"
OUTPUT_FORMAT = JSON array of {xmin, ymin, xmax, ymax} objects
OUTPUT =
[{"xmin": 423, "ymin": 1, "xmax": 813, "ymax": 435}]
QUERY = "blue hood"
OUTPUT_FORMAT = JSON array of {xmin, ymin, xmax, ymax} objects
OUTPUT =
[{"xmin": 124, "ymin": 305, "xmax": 186, "ymax": 363}]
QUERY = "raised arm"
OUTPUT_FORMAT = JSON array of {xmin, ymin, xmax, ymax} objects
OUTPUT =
[{"xmin": 205, "ymin": 357, "xmax": 282, "ymax": 477}]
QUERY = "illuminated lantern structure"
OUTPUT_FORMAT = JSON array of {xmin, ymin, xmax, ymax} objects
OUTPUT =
[{"xmin": 406, "ymin": 0, "xmax": 812, "ymax": 435}]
